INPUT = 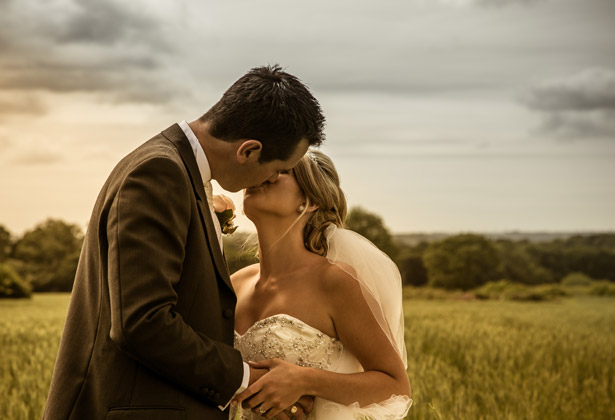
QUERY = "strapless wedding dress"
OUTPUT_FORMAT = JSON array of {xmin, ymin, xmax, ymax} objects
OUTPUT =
[{"xmin": 231, "ymin": 314, "xmax": 412, "ymax": 420}]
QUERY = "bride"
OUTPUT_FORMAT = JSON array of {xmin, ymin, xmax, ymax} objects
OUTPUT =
[{"xmin": 229, "ymin": 150, "xmax": 412, "ymax": 419}]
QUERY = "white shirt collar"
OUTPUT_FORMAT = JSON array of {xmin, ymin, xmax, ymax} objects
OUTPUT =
[
  {"xmin": 178, "ymin": 120, "xmax": 211, "ymax": 183},
  {"xmin": 179, "ymin": 120, "xmax": 224, "ymax": 249}
]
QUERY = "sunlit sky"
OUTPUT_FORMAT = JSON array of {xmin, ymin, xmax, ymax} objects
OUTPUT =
[{"xmin": 1, "ymin": 0, "xmax": 614, "ymax": 235}]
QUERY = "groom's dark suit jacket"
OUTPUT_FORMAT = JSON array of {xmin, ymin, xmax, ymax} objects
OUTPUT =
[{"xmin": 43, "ymin": 124, "xmax": 244, "ymax": 420}]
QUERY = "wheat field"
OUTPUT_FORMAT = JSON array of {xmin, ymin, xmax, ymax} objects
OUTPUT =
[{"xmin": 1, "ymin": 294, "xmax": 614, "ymax": 420}]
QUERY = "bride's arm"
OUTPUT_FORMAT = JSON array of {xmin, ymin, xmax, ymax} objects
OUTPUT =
[
  {"xmin": 305, "ymin": 263, "xmax": 411, "ymax": 404},
  {"xmin": 235, "ymin": 264, "xmax": 411, "ymax": 415}
]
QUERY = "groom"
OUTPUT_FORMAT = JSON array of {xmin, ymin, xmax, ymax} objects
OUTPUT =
[{"xmin": 43, "ymin": 65, "xmax": 325, "ymax": 420}]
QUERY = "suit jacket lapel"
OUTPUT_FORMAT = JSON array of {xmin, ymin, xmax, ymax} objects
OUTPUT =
[{"xmin": 161, "ymin": 124, "xmax": 234, "ymax": 292}]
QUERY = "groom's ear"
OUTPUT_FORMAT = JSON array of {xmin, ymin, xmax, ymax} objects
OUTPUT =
[{"xmin": 236, "ymin": 140, "xmax": 263, "ymax": 164}]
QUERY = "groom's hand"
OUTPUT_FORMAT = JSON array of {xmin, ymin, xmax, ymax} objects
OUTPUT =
[
  {"xmin": 294, "ymin": 395, "xmax": 315, "ymax": 414},
  {"xmin": 271, "ymin": 396, "xmax": 314, "ymax": 420},
  {"xmin": 285, "ymin": 395, "xmax": 314, "ymax": 418}
]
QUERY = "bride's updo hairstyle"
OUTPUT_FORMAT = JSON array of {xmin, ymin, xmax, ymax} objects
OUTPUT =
[{"xmin": 293, "ymin": 150, "xmax": 347, "ymax": 256}]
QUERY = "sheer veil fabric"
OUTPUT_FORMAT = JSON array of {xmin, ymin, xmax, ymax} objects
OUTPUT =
[
  {"xmin": 325, "ymin": 226, "xmax": 407, "ymax": 367},
  {"xmin": 316, "ymin": 225, "xmax": 412, "ymax": 419}
]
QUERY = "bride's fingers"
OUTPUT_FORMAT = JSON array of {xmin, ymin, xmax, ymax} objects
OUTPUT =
[
  {"xmin": 241, "ymin": 390, "xmax": 267, "ymax": 410},
  {"xmin": 233, "ymin": 381, "xmax": 262, "ymax": 406}
]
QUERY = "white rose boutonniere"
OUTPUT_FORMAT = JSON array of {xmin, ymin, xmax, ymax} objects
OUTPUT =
[{"xmin": 213, "ymin": 194, "xmax": 238, "ymax": 235}]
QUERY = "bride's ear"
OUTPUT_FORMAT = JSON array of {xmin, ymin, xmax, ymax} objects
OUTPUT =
[
  {"xmin": 236, "ymin": 140, "xmax": 263, "ymax": 164},
  {"xmin": 298, "ymin": 202, "xmax": 318, "ymax": 213},
  {"xmin": 306, "ymin": 203, "xmax": 319, "ymax": 212}
]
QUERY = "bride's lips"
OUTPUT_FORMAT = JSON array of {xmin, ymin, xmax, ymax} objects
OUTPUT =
[{"xmin": 245, "ymin": 182, "xmax": 266, "ymax": 194}]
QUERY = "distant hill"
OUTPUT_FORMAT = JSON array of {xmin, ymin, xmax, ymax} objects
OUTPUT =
[{"xmin": 394, "ymin": 231, "xmax": 615, "ymax": 246}]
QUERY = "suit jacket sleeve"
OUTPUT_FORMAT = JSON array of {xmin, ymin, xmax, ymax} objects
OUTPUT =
[{"xmin": 106, "ymin": 153, "xmax": 243, "ymax": 406}]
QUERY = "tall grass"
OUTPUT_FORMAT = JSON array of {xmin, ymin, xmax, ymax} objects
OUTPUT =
[
  {"xmin": 0, "ymin": 294, "xmax": 67, "ymax": 420},
  {"xmin": 404, "ymin": 297, "xmax": 615, "ymax": 420},
  {"xmin": 1, "ymin": 294, "xmax": 614, "ymax": 419}
]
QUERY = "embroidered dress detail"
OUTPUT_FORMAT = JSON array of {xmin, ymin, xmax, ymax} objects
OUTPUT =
[{"xmin": 234, "ymin": 314, "xmax": 343, "ymax": 370}]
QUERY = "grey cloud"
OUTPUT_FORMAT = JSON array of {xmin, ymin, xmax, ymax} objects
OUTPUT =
[
  {"xmin": 0, "ymin": 61, "xmax": 183, "ymax": 105},
  {"xmin": 0, "ymin": 0, "xmax": 166, "ymax": 49},
  {"xmin": 536, "ymin": 110, "xmax": 615, "ymax": 139},
  {"xmin": 523, "ymin": 68, "xmax": 615, "ymax": 140},
  {"xmin": 0, "ymin": 0, "xmax": 179, "ymax": 104},
  {"xmin": 57, "ymin": 0, "xmax": 158, "ymax": 46},
  {"xmin": 2, "ymin": 56, "xmax": 160, "ymax": 92},
  {"xmin": 523, "ymin": 68, "xmax": 615, "ymax": 111}
]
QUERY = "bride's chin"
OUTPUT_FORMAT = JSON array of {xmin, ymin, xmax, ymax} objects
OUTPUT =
[{"xmin": 242, "ymin": 203, "xmax": 258, "ymax": 220}]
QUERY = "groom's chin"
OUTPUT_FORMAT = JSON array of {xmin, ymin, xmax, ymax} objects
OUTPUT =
[{"xmin": 218, "ymin": 182, "xmax": 241, "ymax": 193}]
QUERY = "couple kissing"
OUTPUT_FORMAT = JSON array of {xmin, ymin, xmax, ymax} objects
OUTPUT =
[{"xmin": 43, "ymin": 65, "xmax": 412, "ymax": 420}]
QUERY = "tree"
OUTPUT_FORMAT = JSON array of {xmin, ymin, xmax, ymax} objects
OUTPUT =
[
  {"xmin": 564, "ymin": 233, "xmax": 615, "ymax": 252},
  {"xmin": 529, "ymin": 241, "xmax": 615, "ymax": 282},
  {"xmin": 423, "ymin": 234, "xmax": 499, "ymax": 290},
  {"xmin": 400, "ymin": 255, "xmax": 429, "ymax": 286},
  {"xmin": 345, "ymin": 207, "xmax": 399, "ymax": 260},
  {"xmin": 494, "ymin": 240, "xmax": 554, "ymax": 284},
  {"xmin": 0, "ymin": 263, "xmax": 31, "ymax": 298},
  {"xmin": 11, "ymin": 219, "xmax": 84, "ymax": 292},
  {"xmin": 0, "ymin": 224, "xmax": 11, "ymax": 262},
  {"xmin": 396, "ymin": 241, "xmax": 430, "ymax": 286}
]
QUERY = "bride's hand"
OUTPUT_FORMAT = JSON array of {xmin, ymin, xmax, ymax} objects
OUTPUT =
[{"xmin": 234, "ymin": 359, "xmax": 310, "ymax": 418}]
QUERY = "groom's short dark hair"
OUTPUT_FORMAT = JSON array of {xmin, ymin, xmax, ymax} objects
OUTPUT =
[{"xmin": 200, "ymin": 65, "xmax": 325, "ymax": 162}]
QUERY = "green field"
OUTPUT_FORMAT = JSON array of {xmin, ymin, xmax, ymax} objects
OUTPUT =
[{"xmin": 1, "ymin": 294, "xmax": 614, "ymax": 420}]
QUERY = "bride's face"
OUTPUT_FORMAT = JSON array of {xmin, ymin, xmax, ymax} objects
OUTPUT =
[{"xmin": 243, "ymin": 169, "xmax": 305, "ymax": 221}]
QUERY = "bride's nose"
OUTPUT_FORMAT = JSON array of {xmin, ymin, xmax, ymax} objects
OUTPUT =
[{"xmin": 266, "ymin": 172, "xmax": 280, "ymax": 183}]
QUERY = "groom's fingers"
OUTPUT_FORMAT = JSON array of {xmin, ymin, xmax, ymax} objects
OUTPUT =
[{"xmin": 295, "ymin": 395, "xmax": 315, "ymax": 414}]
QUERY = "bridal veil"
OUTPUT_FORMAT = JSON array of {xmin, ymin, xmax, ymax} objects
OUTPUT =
[{"xmin": 317, "ymin": 225, "xmax": 412, "ymax": 419}]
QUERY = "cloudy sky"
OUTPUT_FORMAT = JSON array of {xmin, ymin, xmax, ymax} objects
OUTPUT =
[{"xmin": 1, "ymin": 0, "xmax": 613, "ymax": 235}]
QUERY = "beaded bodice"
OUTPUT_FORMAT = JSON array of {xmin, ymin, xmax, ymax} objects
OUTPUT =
[
  {"xmin": 234, "ymin": 314, "xmax": 343, "ymax": 370},
  {"xmin": 231, "ymin": 314, "xmax": 412, "ymax": 420}
]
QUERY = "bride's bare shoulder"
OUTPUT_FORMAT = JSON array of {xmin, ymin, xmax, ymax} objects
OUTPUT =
[
  {"xmin": 316, "ymin": 259, "xmax": 359, "ymax": 294},
  {"xmin": 231, "ymin": 263, "xmax": 260, "ymax": 291}
]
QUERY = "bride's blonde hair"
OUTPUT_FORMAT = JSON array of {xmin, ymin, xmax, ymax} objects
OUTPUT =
[{"xmin": 293, "ymin": 150, "xmax": 347, "ymax": 256}]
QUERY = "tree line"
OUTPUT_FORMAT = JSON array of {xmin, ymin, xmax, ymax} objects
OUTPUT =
[
  {"xmin": 345, "ymin": 207, "xmax": 615, "ymax": 289},
  {"xmin": 1, "ymin": 210, "xmax": 614, "ymax": 298}
]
